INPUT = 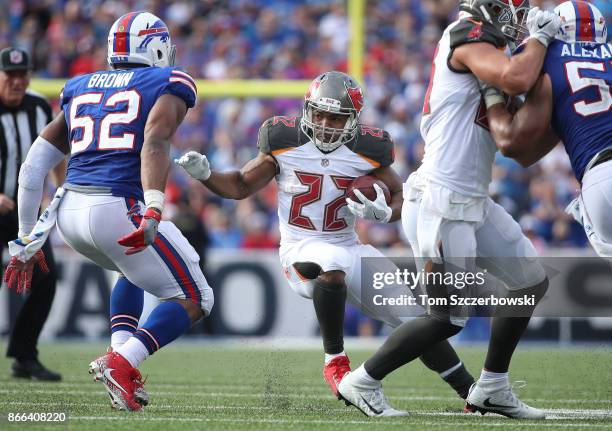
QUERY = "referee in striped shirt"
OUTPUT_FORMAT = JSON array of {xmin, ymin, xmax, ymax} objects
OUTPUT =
[{"xmin": 0, "ymin": 47, "xmax": 63, "ymax": 381}]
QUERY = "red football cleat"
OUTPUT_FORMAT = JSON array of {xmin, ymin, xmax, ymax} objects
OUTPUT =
[
  {"xmin": 323, "ymin": 355, "xmax": 351, "ymax": 398},
  {"xmin": 105, "ymin": 346, "xmax": 149, "ymax": 406},
  {"xmin": 88, "ymin": 351, "xmax": 146, "ymax": 411},
  {"xmin": 464, "ymin": 402, "xmax": 477, "ymax": 413}
]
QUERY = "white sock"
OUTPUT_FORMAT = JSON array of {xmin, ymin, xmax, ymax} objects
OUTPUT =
[
  {"xmin": 480, "ymin": 369, "xmax": 509, "ymax": 382},
  {"xmin": 352, "ymin": 364, "xmax": 380, "ymax": 387},
  {"xmin": 111, "ymin": 330, "xmax": 133, "ymax": 350},
  {"xmin": 324, "ymin": 351, "xmax": 346, "ymax": 365},
  {"xmin": 116, "ymin": 337, "xmax": 150, "ymax": 368}
]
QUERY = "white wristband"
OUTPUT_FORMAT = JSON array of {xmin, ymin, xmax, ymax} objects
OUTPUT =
[
  {"xmin": 484, "ymin": 92, "xmax": 505, "ymax": 109},
  {"xmin": 144, "ymin": 189, "xmax": 165, "ymax": 213}
]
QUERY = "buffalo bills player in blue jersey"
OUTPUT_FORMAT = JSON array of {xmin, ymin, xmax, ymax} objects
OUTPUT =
[
  {"xmin": 3, "ymin": 12, "xmax": 213, "ymax": 411},
  {"xmin": 481, "ymin": 1, "xmax": 612, "ymax": 257}
]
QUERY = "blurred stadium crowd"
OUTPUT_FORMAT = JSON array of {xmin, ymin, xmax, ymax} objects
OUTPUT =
[{"xmin": 3, "ymin": 0, "xmax": 612, "ymax": 252}]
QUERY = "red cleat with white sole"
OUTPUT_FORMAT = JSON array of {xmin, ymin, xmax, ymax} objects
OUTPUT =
[
  {"xmin": 324, "ymin": 355, "xmax": 351, "ymax": 398},
  {"xmin": 105, "ymin": 347, "xmax": 149, "ymax": 406},
  {"xmin": 88, "ymin": 351, "xmax": 146, "ymax": 411}
]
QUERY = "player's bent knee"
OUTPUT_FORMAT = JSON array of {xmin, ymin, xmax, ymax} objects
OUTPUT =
[
  {"xmin": 317, "ymin": 270, "xmax": 346, "ymax": 287},
  {"xmin": 421, "ymin": 309, "xmax": 466, "ymax": 332},
  {"xmin": 524, "ymin": 277, "xmax": 548, "ymax": 301},
  {"xmin": 293, "ymin": 262, "xmax": 322, "ymax": 280},
  {"xmin": 172, "ymin": 298, "xmax": 205, "ymax": 324}
]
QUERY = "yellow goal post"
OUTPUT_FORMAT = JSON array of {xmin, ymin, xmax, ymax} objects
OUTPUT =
[{"xmin": 30, "ymin": 0, "xmax": 365, "ymax": 99}]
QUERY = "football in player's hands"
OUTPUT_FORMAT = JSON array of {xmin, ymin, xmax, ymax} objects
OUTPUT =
[{"xmin": 347, "ymin": 175, "xmax": 391, "ymax": 204}]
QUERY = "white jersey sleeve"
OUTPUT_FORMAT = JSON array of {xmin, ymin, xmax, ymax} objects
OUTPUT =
[{"xmin": 418, "ymin": 18, "xmax": 507, "ymax": 197}]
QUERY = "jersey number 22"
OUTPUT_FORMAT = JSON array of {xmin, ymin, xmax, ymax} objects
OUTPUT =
[{"xmin": 289, "ymin": 172, "xmax": 353, "ymax": 232}]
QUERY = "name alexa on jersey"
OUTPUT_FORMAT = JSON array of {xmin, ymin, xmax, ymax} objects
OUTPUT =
[{"xmin": 560, "ymin": 42, "xmax": 612, "ymax": 59}]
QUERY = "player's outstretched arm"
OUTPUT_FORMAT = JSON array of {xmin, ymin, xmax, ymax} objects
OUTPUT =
[
  {"xmin": 453, "ymin": 8, "xmax": 561, "ymax": 95},
  {"xmin": 484, "ymin": 74, "xmax": 559, "ymax": 167},
  {"xmin": 371, "ymin": 166, "xmax": 403, "ymax": 223},
  {"xmin": 176, "ymin": 151, "xmax": 277, "ymax": 200}
]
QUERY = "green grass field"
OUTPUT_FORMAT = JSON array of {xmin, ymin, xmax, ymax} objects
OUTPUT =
[{"xmin": 0, "ymin": 343, "xmax": 611, "ymax": 430}]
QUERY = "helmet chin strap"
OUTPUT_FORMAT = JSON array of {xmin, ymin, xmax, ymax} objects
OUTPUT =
[
  {"xmin": 508, "ymin": 1, "xmax": 517, "ymax": 24},
  {"xmin": 315, "ymin": 136, "xmax": 343, "ymax": 152}
]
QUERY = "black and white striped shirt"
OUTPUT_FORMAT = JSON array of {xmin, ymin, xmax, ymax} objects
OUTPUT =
[{"xmin": 0, "ymin": 90, "xmax": 52, "ymax": 201}]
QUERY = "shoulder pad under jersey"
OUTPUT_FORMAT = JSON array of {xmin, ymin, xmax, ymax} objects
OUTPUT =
[
  {"xmin": 346, "ymin": 125, "xmax": 395, "ymax": 168},
  {"xmin": 257, "ymin": 116, "xmax": 305, "ymax": 155},
  {"xmin": 450, "ymin": 18, "xmax": 507, "ymax": 50}
]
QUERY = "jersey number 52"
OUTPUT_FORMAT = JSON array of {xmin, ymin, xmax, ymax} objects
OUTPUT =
[
  {"xmin": 69, "ymin": 90, "xmax": 141, "ymax": 154},
  {"xmin": 565, "ymin": 61, "xmax": 612, "ymax": 117}
]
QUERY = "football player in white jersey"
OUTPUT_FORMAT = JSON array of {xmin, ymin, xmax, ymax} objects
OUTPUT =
[
  {"xmin": 177, "ymin": 71, "xmax": 476, "ymax": 415},
  {"xmin": 337, "ymin": 1, "xmax": 562, "ymax": 420}
]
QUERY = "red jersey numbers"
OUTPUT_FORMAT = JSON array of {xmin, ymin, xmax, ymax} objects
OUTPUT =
[
  {"xmin": 359, "ymin": 125, "xmax": 383, "ymax": 138},
  {"xmin": 288, "ymin": 172, "xmax": 322, "ymax": 230},
  {"xmin": 323, "ymin": 176, "xmax": 353, "ymax": 231},
  {"xmin": 467, "ymin": 21, "xmax": 483, "ymax": 40},
  {"xmin": 288, "ymin": 172, "xmax": 353, "ymax": 232},
  {"xmin": 423, "ymin": 44, "xmax": 439, "ymax": 115},
  {"xmin": 272, "ymin": 116, "xmax": 297, "ymax": 128},
  {"xmin": 474, "ymin": 97, "xmax": 490, "ymax": 131}
]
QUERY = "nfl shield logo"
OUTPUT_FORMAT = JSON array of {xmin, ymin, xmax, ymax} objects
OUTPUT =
[
  {"xmin": 321, "ymin": 159, "xmax": 329, "ymax": 167},
  {"xmin": 498, "ymin": 8, "xmax": 512, "ymax": 23},
  {"xmin": 9, "ymin": 50, "xmax": 23, "ymax": 64}
]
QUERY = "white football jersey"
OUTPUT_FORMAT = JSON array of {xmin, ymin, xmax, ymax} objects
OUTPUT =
[
  {"xmin": 418, "ymin": 18, "xmax": 507, "ymax": 197},
  {"xmin": 257, "ymin": 116, "xmax": 394, "ymax": 248}
]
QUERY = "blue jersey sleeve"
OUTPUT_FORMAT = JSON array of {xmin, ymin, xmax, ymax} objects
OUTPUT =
[
  {"xmin": 162, "ymin": 68, "xmax": 197, "ymax": 108},
  {"xmin": 59, "ymin": 79, "xmax": 74, "ymax": 111}
]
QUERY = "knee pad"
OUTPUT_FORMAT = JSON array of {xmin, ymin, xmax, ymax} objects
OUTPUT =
[
  {"xmin": 293, "ymin": 262, "xmax": 322, "ymax": 280},
  {"xmin": 284, "ymin": 264, "xmax": 316, "ymax": 299}
]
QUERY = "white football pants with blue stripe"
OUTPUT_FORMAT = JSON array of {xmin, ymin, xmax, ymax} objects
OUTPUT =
[{"xmin": 56, "ymin": 191, "xmax": 214, "ymax": 315}]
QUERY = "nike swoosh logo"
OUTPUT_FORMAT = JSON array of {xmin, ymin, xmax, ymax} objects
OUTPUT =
[
  {"xmin": 483, "ymin": 397, "xmax": 515, "ymax": 409},
  {"xmin": 360, "ymin": 395, "xmax": 383, "ymax": 415},
  {"xmin": 103, "ymin": 368, "xmax": 128, "ymax": 394},
  {"xmin": 373, "ymin": 213, "xmax": 382, "ymax": 221},
  {"xmin": 538, "ymin": 20, "xmax": 552, "ymax": 29}
]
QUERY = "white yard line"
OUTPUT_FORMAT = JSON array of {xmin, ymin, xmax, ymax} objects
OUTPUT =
[
  {"xmin": 4, "ymin": 380, "xmax": 604, "ymax": 398},
  {"xmin": 0, "ymin": 388, "xmax": 607, "ymax": 407}
]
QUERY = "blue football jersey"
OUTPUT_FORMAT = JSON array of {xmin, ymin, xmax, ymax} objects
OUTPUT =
[
  {"xmin": 61, "ymin": 66, "xmax": 197, "ymax": 200},
  {"xmin": 543, "ymin": 40, "xmax": 612, "ymax": 181}
]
